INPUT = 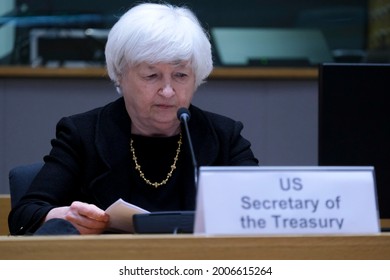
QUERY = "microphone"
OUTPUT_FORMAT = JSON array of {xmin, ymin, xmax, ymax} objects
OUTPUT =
[
  {"xmin": 177, "ymin": 107, "xmax": 198, "ymax": 189},
  {"xmin": 177, "ymin": 107, "xmax": 191, "ymax": 122}
]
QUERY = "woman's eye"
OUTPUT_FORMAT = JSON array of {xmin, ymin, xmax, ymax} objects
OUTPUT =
[
  {"xmin": 175, "ymin": 73, "xmax": 187, "ymax": 78},
  {"xmin": 145, "ymin": 74, "xmax": 157, "ymax": 79}
]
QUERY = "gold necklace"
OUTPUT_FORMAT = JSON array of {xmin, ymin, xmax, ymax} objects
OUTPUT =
[{"xmin": 130, "ymin": 133, "xmax": 182, "ymax": 188}]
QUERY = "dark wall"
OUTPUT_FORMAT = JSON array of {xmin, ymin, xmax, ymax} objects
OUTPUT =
[{"xmin": 0, "ymin": 77, "xmax": 318, "ymax": 194}]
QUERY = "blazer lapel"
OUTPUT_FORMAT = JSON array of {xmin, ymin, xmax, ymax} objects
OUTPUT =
[
  {"xmin": 189, "ymin": 105, "xmax": 219, "ymax": 166},
  {"xmin": 89, "ymin": 98, "xmax": 133, "ymax": 209}
]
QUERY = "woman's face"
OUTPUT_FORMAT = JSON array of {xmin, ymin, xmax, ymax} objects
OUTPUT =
[{"xmin": 120, "ymin": 61, "xmax": 196, "ymax": 136}]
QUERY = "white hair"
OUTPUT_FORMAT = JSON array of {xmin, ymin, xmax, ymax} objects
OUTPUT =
[{"xmin": 105, "ymin": 3, "xmax": 213, "ymax": 88}]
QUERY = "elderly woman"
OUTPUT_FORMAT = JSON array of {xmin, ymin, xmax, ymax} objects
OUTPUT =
[{"xmin": 8, "ymin": 3, "xmax": 258, "ymax": 235}]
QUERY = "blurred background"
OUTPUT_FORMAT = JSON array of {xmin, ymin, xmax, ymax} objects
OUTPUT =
[{"xmin": 0, "ymin": 0, "xmax": 389, "ymax": 67}]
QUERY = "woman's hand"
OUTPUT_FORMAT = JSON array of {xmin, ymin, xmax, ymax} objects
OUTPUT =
[{"xmin": 45, "ymin": 201, "xmax": 110, "ymax": 234}]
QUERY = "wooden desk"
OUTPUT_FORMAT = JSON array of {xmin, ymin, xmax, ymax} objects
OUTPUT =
[
  {"xmin": 0, "ymin": 195, "xmax": 11, "ymax": 235},
  {"xmin": 0, "ymin": 234, "xmax": 389, "ymax": 260}
]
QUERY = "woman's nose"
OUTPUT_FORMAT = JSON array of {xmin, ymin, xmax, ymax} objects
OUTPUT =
[{"xmin": 159, "ymin": 83, "xmax": 175, "ymax": 98}]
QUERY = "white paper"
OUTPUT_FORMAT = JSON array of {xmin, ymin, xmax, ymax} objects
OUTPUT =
[{"xmin": 105, "ymin": 198, "xmax": 149, "ymax": 233}]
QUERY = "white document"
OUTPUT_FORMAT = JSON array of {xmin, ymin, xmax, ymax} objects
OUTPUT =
[{"xmin": 105, "ymin": 199, "xmax": 149, "ymax": 233}]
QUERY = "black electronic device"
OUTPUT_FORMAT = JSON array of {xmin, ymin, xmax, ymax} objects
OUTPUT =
[
  {"xmin": 318, "ymin": 63, "xmax": 390, "ymax": 219},
  {"xmin": 133, "ymin": 211, "xmax": 194, "ymax": 234}
]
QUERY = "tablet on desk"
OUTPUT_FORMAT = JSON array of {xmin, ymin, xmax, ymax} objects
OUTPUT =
[{"xmin": 133, "ymin": 211, "xmax": 194, "ymax": 234}]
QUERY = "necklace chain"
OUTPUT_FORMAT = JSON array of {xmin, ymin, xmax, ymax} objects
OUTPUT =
[{"xmin": 130, "ymin": 133, "xmax": 182, "ymax": 188}]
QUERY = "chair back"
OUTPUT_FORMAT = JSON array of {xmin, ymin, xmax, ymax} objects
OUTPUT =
[{"xmin": 9, "ymin": 163, "xmax": 44, "ymax": 208}]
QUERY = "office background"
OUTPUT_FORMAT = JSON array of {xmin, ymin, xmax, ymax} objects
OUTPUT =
[
  {"xmin": 0, "ymin": 76, "xmax": 317, "ymax": 194},
  {"xmin": 2, "ymin": 0, "xmax": 389, "ymax": 66}
]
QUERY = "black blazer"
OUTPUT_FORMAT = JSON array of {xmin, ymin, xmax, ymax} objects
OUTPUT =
[{"xmin": 8, "ymin": 97, "xmax": 258, "ymax": 234}]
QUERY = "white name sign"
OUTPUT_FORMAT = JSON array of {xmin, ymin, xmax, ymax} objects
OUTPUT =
[{"xmin": 194, "ymin": 167, "xmax": 380, "ymax": 235}]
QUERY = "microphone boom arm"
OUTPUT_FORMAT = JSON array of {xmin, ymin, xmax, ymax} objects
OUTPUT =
[{"xmin": 177, "ymin": 108, "xmax": 198, "ymax": 189}]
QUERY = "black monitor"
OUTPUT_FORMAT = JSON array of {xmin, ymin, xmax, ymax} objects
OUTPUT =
[{"xmin": 318, "ymin": 63, "xmax": 390, "ymax": 219}]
